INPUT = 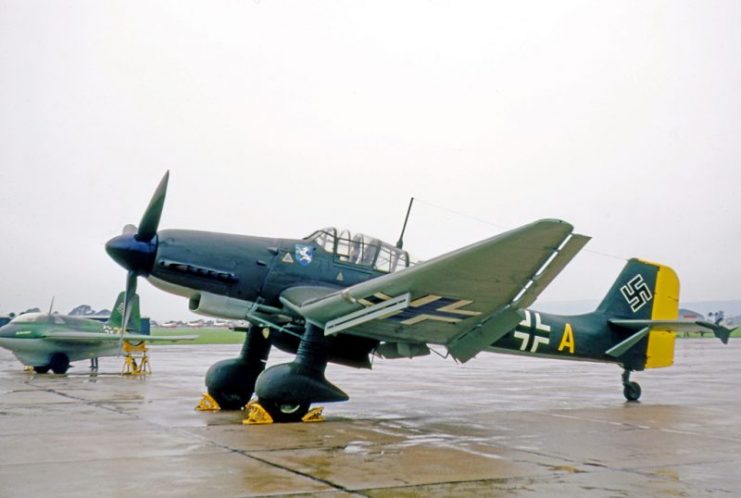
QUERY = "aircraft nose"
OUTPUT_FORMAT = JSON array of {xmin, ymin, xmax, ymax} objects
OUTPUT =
[
  {"xmin": 105, "ymin": 234, "xmax": 157, "ymax": 275},
  {"xmin": 0, "ymin": 325, "xmax": 14, "ymax": 338}
]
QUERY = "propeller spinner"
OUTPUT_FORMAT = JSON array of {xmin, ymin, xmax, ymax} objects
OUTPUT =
[{"xmin": 105, "ymin": 171, "xmax": 169, "ymax": 342}]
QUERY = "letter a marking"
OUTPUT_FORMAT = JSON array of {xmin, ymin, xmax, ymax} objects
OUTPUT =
[{"xmin": 558, "ymin": 323, "xmax": 575, "ymax": 354}]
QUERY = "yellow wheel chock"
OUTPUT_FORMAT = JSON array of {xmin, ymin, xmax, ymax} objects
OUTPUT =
[
  {"xmin": 242, "ymin": 400, "xmax": 326, "ymax": 425},
  {"xmin": 121, "ymin": 341, "xmax": 151, "ymax": 376},
  {"xmin": 195, "ymin": 393, "xmax": 221, "ymax": 412},
  {"xmin": 301, "ymin": 406, "xmax": 325, "ymax": 423},
  {"xmin": 243, "ymin": 400, "xmax": 274, "ymax": 425}
]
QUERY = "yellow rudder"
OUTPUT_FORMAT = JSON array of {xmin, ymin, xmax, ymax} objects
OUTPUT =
[{"xmin": 641, "ymin": 260, "xmax": 679, "ymax": 368}]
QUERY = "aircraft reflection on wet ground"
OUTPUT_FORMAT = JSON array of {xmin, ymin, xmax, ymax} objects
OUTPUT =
[{"xmin": 1, "ymin": 340, "xmax": 741, "ymax": 496}]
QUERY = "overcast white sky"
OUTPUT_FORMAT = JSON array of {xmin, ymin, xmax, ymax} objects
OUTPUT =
[{"xmin": 0, "ymin": 1, "xmax": 739, "ymax": 319}]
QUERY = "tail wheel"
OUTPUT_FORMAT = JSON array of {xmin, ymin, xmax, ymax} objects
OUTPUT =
[
  {"xmin": 33, "ymin": 365, "xmax": 50, "ymax": 374},
  {"xmin": 49, "ymin": 353, "xmax": 70, "ymax": 374},
  {"xmin": 623, "ymin": 381, "xmax": 641, "ymax": 402}
]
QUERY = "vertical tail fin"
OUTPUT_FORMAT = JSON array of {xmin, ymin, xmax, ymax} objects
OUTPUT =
[
  {"xmin": 597, "ymin": 258, "xmax": 680, "ymax": 320},
  {"xmin": 600, "ymin": 259, "xmax": 680, "ymax": 369},
  {"xmin": 107, "ymin": 291, "xmax": 142, "ymax": 332}
]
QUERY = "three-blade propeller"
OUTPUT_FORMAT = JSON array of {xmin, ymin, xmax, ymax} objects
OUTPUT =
[{"xmin": 105, "ymin": 171, "xmax": 169, "ymax": 348}]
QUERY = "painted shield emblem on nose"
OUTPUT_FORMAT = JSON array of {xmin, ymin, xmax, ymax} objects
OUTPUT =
[{"xmin": 295, "ymin": 244, "xmax": 315, "ymax": 267}]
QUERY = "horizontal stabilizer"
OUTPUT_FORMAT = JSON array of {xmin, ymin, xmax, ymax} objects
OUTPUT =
[
  {"xmin": 605, "ymin": 327, "xmax": 650, "ymax": 358},
  {"xmin": 610, "ymin": 319, "xmax": 735, "ymax": 345},
  {"xmin": 703, "ymin": 324, "xmax": 739, "ymax": 345}
]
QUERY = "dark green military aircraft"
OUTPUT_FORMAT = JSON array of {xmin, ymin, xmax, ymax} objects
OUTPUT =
[
  {"xmin": 0, "ymin": 292, "xmax": 194, "ymax": 373},
  {"xmin": 105, "ymin": 172, "xmax": 736, "ymax": 422}
]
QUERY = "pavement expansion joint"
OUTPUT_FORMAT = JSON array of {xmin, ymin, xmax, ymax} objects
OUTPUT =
[
  {"xmin": 236, "ymin": 448, "xmax": 358, "ymax": 496},
  {"xmin": 246, "ymin": 444, "xmax": 350, "ymax": 454},
  {"xmin": 31, "ymin": 385, "xmax": 135, "ymax": 417}
]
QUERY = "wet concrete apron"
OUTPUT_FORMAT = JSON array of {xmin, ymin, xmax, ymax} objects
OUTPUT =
[{"xmin": 0, "ymin": 340, "xmax": 739, "ymax": 497}]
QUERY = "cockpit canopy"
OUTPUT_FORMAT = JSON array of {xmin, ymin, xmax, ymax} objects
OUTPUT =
[
  {"xmin": 10, "ymin": 313, "xmax": 91, "ymax": 327},
  {"xmin": 9, "ymin": 313, "xmax": 64, "ymax": 325},
  {"xmin": 305, "ymin": 228, "xmax": 413, "ymax": 273}
]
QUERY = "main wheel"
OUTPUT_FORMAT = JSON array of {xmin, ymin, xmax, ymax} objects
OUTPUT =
[
  {"xmin": 33, "ymin": 365, "xmax": 50, "ymax": 374},
  {"xmin": 260, "ymin": 399, "xmax": 310, "ymax": 423},
  {"xmin": 205, "ymin": 359, "xmax": 263, "ymax": 410},
  {"xmin": 205, "ymin": 328, "xmax": 272, "ymax": 410},
  {"xmin": 49, "ymin": 353, "xmax": 70, "ymax": 374},
  {"xmin": 623, "ymin": 381, "xmax": 641, "ymax": 402}
]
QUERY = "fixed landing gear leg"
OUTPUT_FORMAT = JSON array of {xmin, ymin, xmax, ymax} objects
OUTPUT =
[
  {"xmin": 622, "ymin": 368, "xmax": 641, "ymax": 402},
  {"xmin": 254, "ymin": 323, "xmax": 347, "ymax": 423},
  {"xmin": 201, "ymin": 326, "xmax": 271, "ymax": 410}
]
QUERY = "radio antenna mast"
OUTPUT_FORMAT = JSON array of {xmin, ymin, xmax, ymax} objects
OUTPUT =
[{"xmin": 396, "ymin": 197, "xmax": 415, "ymax": 249}]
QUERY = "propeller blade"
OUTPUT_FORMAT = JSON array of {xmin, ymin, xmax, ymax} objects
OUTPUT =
[
  {"xmin": 137, "ymin": 171, "xmax": 169, "ymax": 242},
  {"xmin": 122, "ymin": 224, "xmax": 137, "ymax": 235},
  {"xmin": 118, "ymin": 270, "xmax": 138, "ymax": 352}
]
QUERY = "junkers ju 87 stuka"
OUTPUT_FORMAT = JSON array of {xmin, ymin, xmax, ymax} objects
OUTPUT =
[{"xmin": 105, "ymin": 172, "xmax": 735, "ymax": 422}]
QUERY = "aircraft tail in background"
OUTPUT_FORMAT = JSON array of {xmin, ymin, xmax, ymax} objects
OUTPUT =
[{"xmin": 106, "ymin": 292, "xmax": 142, "ymax": 333}]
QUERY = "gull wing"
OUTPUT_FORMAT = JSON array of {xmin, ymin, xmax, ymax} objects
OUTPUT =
[{"xmin": 281, "ymin": 219, "xmax": 589, "ymax": 362}]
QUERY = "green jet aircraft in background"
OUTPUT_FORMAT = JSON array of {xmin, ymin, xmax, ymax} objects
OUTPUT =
[
  {"xmin": 105, "ymin": 172, "xmax": 737, "ymax": 422},
  {"xmin": 0, "ymin": 292, "xmax": 195, "ymax": 373}
]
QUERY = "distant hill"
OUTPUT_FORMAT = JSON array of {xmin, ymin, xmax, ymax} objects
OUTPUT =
[
  {"xmin": 67, "ymin": 305, "xmax": 111, "ymax": 317},
  {"xmin": 680, "ymin": 300, "xmax": 741, "ymax": 317},
  {"xmin": 69, "ymin": 304, "xmax": 95, "ymax": 316}
]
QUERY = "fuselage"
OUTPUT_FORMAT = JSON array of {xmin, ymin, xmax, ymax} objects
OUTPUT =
[
  {"xmin": 139, "ymin": 229, "xmax": 632, "ymax": 369},
  {"xmin": 488, "ymin": 309, "xmax": 620, "ymax": 365}
]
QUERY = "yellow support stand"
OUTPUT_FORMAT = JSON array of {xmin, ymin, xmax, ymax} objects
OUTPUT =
[
  {"xmin": 121, "ymin": 341, "xmax": 151, "ymax": 376},
  {"xmin": 195, "ymin": 393, "xmax": 221, "ymax": 412}
]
